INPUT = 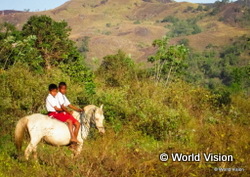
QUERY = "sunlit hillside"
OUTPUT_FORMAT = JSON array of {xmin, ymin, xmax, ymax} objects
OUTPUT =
[
  {"xmin": 0, "ymin": 0, "xmax": 249, "ymax": 64},
  {"xmin": 0, "ymin": 0, "xmax": 249, "ymax": 176}
]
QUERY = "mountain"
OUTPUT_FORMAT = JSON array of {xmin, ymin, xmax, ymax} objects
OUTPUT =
[
  {"xmin": 0, "ymin": 0, "xmax": 249, "ymax": 66},
  {"xmin": 0, "ymin": 10, "xmax": 24, "ymax": 15}
]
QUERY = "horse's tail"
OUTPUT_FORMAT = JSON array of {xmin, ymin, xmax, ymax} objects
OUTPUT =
[{"xmin": 15, "ymin": 116, "xmax": 28, "ymax": 152}]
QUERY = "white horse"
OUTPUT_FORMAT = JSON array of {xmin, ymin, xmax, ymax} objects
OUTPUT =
[{"xmin": 15, "ymin": 105, "xmax": 105, "ymax": 160}]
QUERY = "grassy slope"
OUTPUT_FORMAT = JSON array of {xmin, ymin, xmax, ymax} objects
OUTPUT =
[
  {"xmin": 0, "ymin": 1, "xmax": 250, "ymax": 175},
  {"xmin": 0, "ymin": 0, "xmax": 249, "ymax": 65},
  {"xmin": 0, "ymin": 75, "xmax": 249, "ymax": 176}
]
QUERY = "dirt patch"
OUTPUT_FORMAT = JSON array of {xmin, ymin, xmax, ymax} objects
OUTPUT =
[
  {"xmin": 117, "ymin": 31, "xmax": 133, "ymax": 36},
  {"xmin": 137, "ymin": 46, "xmax": 157, "ymax": 63},
  {"xmin": 219, "ymin": 3, "xmax": 244, "ymax": 26},
  {"xmin": 134, "ymin": 27, "xmax": 150, "ymax": 36},
  {"xmin": 129, "ymin": 3, "xmax": 171, "ymax": 20}
]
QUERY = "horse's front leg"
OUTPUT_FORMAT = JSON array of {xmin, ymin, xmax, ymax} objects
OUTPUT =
[
  {"xmin": 69, "ymin": 143, "xmax": 83, "ymax": 158},
  {"xmin": 75, "ymin": 143, "xmax": 83, "ymax": 156}
]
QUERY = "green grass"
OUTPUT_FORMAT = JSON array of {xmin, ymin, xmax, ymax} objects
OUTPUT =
[{"xmin": 0, "ymin": 74, "xmax": 249, "ymax": 176}]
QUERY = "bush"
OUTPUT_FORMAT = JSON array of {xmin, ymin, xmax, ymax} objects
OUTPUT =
[
  {"xmin": 161, "ymin": 16, "xmax": 179, "ymax": 23},
  {"xmin": 133, "ymin": 20, "xmax": 141, "ymax": 24},
  {"xmin": 137, "ymin": 108, "xmax": 186, "ymax": 141},
  {"xmin": 161, "ymin": 16, "xmax": 202, "ymax": 37},
  {"xmin": 0, "ymin": 63, "xmax": 87, "ymax": 117},
  {"xmin": 96, "ymin": 50, "xmax": 136, "ymax": 87}
]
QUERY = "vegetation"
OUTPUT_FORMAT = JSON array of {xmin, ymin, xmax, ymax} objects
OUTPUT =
[
  {"xmin": 148, "ymin": 36, "xmax": 188, "ymax": 85},
  {"xmin": 185, "ymin": 35, "xmax": 250, "ymax": 94},
  {"xmin": 161, "ymin": 16, "xmax": 202, "ymax": 37},
  {"xmin": 78, "ymin": 36, "xmax": 90, "ymax": 55},
  {"xmin": 208, "ymin": 0, "xmax": 250, "ymax": 27},
  {"xmin": 22, "ymin": 15, "xmax": 80, "ymax": 70},
  {"xmin": 0, "ymin": 14, "xmax": 249, "ymax": 176}
]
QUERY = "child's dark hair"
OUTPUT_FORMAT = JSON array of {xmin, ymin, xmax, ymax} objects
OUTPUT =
[
  {"xmin": 49, "ymin": 84, "xmax": 58, "ymax": 91},
  {"xmin": 59, "ymin": 82, "xmax": 67, "ymax": 88}
]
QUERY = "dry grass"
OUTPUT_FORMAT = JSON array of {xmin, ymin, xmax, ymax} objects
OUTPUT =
[
  {"xmin": 0, "ymin": 77, "xmax": 249, "ymax": 176},
  {"xmin": 1, "ymin": 0, "xmax": 249, "ymax": 64}
]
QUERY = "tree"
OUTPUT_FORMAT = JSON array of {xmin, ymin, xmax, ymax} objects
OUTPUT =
[
  {"xmin": 97, "ymin": 50, "xmax": 136, "ymax": 87},
  {"xmin": 0, "ymin": 16, "xmax": 95, "ymax": 96},
  {"xmin": 0, "ymin": 23, "xmax": 42, "ymax": 71},
  {"xmin": 0, "ymin": 22, "xmax": 20, "ymax": 40},
  {"xmin": 78, "ymin": 36, "xmax": 90, "ymax": 57},
  {"xmin": 22, "ymin": 15, "xmax": 77, "ymax": 69},
  {"xmin": 178, "ymin": 38, "xmax": 190, "ymax": 47},
  {"xmin": 196, "ymin": 5, "xmax": 203, "ymax": 11},
  {"xmin": 0, "ymin": 35, "xmax": 43, "ymax": 71},
  {"xmin": 148, "ymin": 36, "xmax": 189, "ymax": 86}
]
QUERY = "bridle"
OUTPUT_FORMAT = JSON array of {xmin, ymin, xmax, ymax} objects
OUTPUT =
[{"xmin": 79, "ymin": 107, "xmax": 104, "ymax": 139}]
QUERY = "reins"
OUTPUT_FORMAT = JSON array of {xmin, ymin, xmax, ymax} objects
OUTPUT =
[
  {"xmin": 79, "ymin": 111, "xmax": 85, "ymax": 140},
  {"xmin": 79, "ymin": 107, "xmax": 97, "ymax": 140}
]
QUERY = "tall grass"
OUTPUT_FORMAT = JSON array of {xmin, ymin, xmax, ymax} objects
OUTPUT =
[{"xmin": 0, "ymin": 59, "xmax": 249, "ymax": 176}]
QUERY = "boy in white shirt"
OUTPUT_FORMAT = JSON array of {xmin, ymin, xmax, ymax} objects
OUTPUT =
[
  {"xmin": 46, "ymin": 83, "xmax": 79, "ymax": 144},
  {"xmin": 56, "ymin": 82, "xmax": 83, "ymax": 143}
]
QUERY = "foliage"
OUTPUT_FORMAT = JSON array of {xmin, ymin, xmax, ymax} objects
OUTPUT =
[
  {"xmin": 96, "ymin": 50, "xmax": 136, "ymax": 87},
  {"xmin": 78, "ymin": 36, "xmax": 90, "ymax": 55},
  {"xmin": 161, "ymin": 16, "xmax": 202, "ymax": 37},
  {"xmin": 0, "ymin": 35, "xmax": 43, "ymax": 72},
  {"xmin": 0, "ymin": 16, "xmax": 95, "ymax": 98},
  {"xmin": 183, "ymin": 6, "xmax": 194, "ymax": 13},
  {"xmin": 0, "ymin": 14, "xmax": 249, "ymax": 177},
  {"xmin": 209, "ymin": 0, "xmax": 230, "ymax": 16},
  {"xmin": 239, "ymin": 7, "xmax": 250, "ymax": 26},
  {"xmin": 0, "ymin": 22, "xmax": 21, "ymax": 40},
  {"xmin": 22, "ymin": 15, "xmax": 80, "ymax": 69},
  {"xmin": 161, "ymin": 16, "xmax": 179, "ymax": 23},
  {"xmin": 133, "ymin": 20, "xmax": 141, "ymax": 24},
  {"xmin": 184, "ymin": 35, "xmax": 250, "ymax": 94},
  {"xmin": 178, "ymin": 38, "xmax": 190, "ymax": 47},
  {"xmin": 148, "ymin": 36, "xmax": 189, "ymax": 85},
  {"xmin": 196, "ymin": 5, "xmax": 203, "ymax": 11}
]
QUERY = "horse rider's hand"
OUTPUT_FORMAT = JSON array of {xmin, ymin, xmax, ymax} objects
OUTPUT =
[{"xmin": 70, "ymin": 111, "xmax": 74, "ymax": 115}]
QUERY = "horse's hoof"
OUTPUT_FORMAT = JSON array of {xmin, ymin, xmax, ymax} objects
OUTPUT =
[{"xmin": 69, "ymin": 144, "xmax": 78, "ymax": 152}]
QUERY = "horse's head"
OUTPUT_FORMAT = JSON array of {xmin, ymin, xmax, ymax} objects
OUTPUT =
[{"xmin": 93, "ymin": 104, "xmax": 105, "ymax": 134}]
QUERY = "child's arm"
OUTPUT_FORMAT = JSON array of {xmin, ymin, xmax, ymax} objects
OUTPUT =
[
  {"xmin": 68, "ymin": 104, "xmax": 83, "ymax": 112},
  {"xmin": 61, "ymin": 104, "xmax": 74, "ymax": 114},
  {"xmin": 54, "ymin": 106, "xmax": 63, "ymax": 112}
]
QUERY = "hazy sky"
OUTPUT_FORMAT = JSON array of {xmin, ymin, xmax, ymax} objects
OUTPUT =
[
  {"xmin": 1, "ymin": 0, "xmax": 224, "ymax": 11},
  {"xmin": 0, "ymin": 0, "xmax": 70, "ymax": 11}
]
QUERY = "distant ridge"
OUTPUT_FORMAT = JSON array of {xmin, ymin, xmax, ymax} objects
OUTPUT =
[
  {"xmin": 0, "ymin": 10, "xmax": 24, "ymax": 16},
  {"xmin": 0, "ymin": 0, "xmax": 249, "ymax": 64}
]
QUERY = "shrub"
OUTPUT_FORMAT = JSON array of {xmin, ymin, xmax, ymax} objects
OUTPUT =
[
  {"xmin": 161, "ymin": 16, "xmax": 202, "ymax": 37},
  {"xmin": 96, "ymin": 50, "xmax": 136, "ymax": 87}
]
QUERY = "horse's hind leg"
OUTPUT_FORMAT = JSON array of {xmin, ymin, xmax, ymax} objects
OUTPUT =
[{"xmin": 25, "ymin": 136, "xmax": 42, "ymax": 160}]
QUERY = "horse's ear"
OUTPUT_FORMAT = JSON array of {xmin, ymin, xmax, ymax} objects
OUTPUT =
[{"xmin": 100, "ymin": 104, "xmax": 104, "ymax": 110}]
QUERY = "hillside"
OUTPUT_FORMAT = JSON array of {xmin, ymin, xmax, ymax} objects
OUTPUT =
[
  {"xmin": 0, "ymin": 2, "xmax": 250, "ymax": 176},
  {"xmin": 0, "ymin": 0, "xmax": 249, "ymax": 65}
]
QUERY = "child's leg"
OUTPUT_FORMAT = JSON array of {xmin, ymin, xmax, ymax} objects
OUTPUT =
[
  {"xmin": 65, "ymin": 119, "xmax": 77, "ymax": 142},
  {"xmin": 73, "ymin": 121, "xmax": 80, "ymax": 139},
  {"xmin": 65, "ymin": 113, "xmax": 80, "ymax": 142},
  {"xmin": 49, "ymin": 112, "xmax": 77, "ymax": 143}
]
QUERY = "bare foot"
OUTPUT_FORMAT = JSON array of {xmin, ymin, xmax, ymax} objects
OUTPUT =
[
  {"xmin": 69, "ymin": 143, "xmax": 77, "ymax": 151},
  {"xmin": 70, "ymin": 138, "xmax": 80, "ymax": 144}
]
